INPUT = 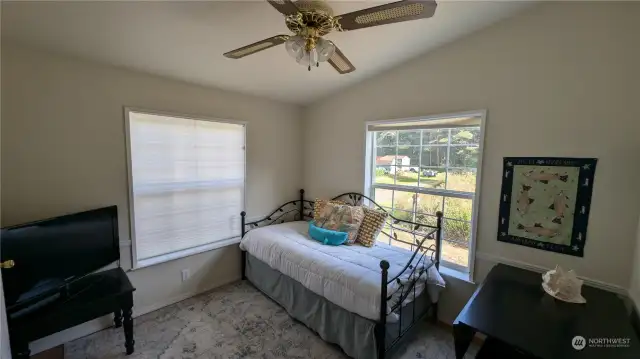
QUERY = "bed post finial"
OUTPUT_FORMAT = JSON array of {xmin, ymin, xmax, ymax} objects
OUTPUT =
[
  {"xmin": 435, "ymin": 211, "xmax": 443, "ymax": 270},
  {"xmin": 299, "ymin": 189, "xmax": 305, "ymax": 220}
]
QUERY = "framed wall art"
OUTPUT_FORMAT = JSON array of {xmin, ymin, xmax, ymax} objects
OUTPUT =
[{"xmin": 497, "ymin": 157, "xmax": 597, "ymax": 257}]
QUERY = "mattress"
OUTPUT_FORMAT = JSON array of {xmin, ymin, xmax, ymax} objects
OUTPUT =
[{"xmin": 239, "ymin": 221, "xmax": 445, "ymax": 322}]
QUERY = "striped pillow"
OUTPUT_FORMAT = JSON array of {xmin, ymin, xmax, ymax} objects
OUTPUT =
[{"xmin": 356, "ymin": 207, "xmax": 388, "ymax": 247}]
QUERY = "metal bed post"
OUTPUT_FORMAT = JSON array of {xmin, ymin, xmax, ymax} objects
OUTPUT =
[
  {"xmin": 299, "ymin": 189, "xmax": 305, "ymax": 219},
  {"xmin": 241, "ymin": 211, "xmax": 246, "ymax": 280},
  {"xmin": 434, "ymin": 211, "xmax": 443, "ymax": 271},
  {"xmin": 432, "ymin": 211, "xmax": 443, "ymax": 322},
  {"xmin": 377, "ymin": 260, "xmax": 390, "ymax": 359}
]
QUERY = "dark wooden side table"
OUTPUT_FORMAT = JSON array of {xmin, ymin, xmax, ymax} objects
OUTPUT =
[
  {"xmin": 453, "ymin": 263, "xmax": 640, "ymax": 359},
  {"xmin": 8, "ymin": 268, "xmax": 135, "ymax": 358}
]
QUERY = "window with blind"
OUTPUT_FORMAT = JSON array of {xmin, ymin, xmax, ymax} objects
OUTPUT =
[
  {"xmin": 125, "ymin": 109, "xmax": 245, "ymax": 268},
  {"xmin": 364, "ymin": 111, "xmax": 486, "ymax": 274}
]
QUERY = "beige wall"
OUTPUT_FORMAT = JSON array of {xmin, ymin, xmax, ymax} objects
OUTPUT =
[
  {"xmin": 1, "ymin": 43, "xmax": 303, "ymax": 353},
  {"xmin": 304, "ymin": 2, "xmax": 640, "ymax": 320}
]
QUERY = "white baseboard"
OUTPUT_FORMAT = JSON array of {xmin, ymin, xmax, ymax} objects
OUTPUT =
[{"xmin": 475, "ymin": 252, "xmax": 628, "ymax": 295}]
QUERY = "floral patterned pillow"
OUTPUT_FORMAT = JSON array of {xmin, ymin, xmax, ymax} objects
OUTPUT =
[
  {"xmin": 315, "ymin": 202, "xmax": 365, "ymax": 245},
  {"xmin": 313, "ymin": 198, "xmax": 345, "ymax": 222}
]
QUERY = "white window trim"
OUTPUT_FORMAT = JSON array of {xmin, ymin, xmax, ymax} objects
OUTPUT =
[
  {"xmin": 123, "ymin": 107, "xmax": 247, "ymax": 270},
  {"xmin": 364, "ymin": 110, "xmax": 487, "ymax": 282}
]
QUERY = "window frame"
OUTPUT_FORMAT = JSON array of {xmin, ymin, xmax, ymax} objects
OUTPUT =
[
  {"xmin": 124, "ymin": 107, "xmax": 247, "ymax": 269},
  {"xmin": 364, "ymin": 110, "xmax": 486, "ymax": 280}
]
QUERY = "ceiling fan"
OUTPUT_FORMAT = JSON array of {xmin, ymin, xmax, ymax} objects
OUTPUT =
[{"xmin": 223, "ymin": 0, "xmax": 438, "ymax": 74}]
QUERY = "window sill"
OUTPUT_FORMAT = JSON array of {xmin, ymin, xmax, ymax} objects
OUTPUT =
[
  {"xmin": 440, "ymin": 265, "xmax": 475, "ymax": 284},
  {"xmin": 131, "ymin": 236, "xmax": 241, "ymax": 270}
]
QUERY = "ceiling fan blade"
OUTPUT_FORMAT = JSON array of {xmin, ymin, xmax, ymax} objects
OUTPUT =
[
  {"xmin": 266, "ymin": 0, "xmax": 299, "ymax": 16},
  {"xmin": 224, "ymin": 35, "xmax": 289, "ymax": 59},
  {"xmin": 336, "ymin": 0, "xmax": 437, "ymax": 31},
  {"xmin": 328, "ymin": 45, "xmax": 355, "ymax": 75}
]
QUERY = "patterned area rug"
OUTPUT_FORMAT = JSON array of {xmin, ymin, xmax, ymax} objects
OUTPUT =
[{"xmin": 66, "ymin": 281, "xmax": 478, "ymax": 359}]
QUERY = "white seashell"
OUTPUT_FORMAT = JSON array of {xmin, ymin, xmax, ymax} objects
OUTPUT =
[{"xmin": 542, "ymin": 265, "xmax": 586, "ymax": 303}]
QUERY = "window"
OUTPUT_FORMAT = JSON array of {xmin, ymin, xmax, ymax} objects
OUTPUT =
[
  {"xmin": 125, "ymin": 109, "xmax": 245, "ymax": 268},
  {"xmin": 365, "ymin": 111, "xmax": 485, "ymax": 273}
]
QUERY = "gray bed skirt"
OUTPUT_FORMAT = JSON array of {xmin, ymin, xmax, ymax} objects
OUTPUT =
[{"xmin": 245, "ymin": 253, "xmax": 433, "ymax": 359}]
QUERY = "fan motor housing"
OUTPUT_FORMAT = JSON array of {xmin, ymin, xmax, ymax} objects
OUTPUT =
[{"xmin": 286, "ymin": 0, "xmax": 338, "ymax": 37}]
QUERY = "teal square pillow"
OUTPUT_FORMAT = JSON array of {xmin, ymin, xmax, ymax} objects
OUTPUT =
[{"xmin": 308, "ymin": 221, "xmax": 348, "ymax": 246}]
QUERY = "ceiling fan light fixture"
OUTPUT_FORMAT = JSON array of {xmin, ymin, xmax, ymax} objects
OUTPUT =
[
  {"xmin": 285, "ymin": 35, "xmax": 305, "ymax": 59},
  {"xmin": 224, "ymin": 0, "xmax": 438, "ymax": 74},
  {"xmin": 286, "ymin": 34, "xmax": 334, "ymax": 69},
  {"xmin": 296, "ymin": 48, "xmax": 319, "ymax": 68},
  {"xmin": 316, "ymin": 38, "xmax": 336, "ymax": 62}
]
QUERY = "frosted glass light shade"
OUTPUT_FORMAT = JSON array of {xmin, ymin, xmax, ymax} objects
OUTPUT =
[
  {"xmin": 296, "ymin": 48, "xmax": 319, "ymax": 67},
  {"xmin": 285, "ymin": 35, "xmax": 305, "ymax": 60},
  {"xmin": 286, "ymin": 35, "xmax": 335, "ymax": 68},
  {"xmin": 316, "ymin": 38, "xmax": 336, "ymax": 62}
]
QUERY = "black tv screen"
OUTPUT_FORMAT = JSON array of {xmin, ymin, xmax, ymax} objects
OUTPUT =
[{"xmin": 0, "ymin": 206, "xmax": 119, "ymax": 308}]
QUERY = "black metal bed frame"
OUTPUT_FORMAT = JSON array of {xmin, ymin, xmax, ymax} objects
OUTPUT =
[{"xmin": 240, "ymin": 189, "xmax": 442, "ymax": 359}]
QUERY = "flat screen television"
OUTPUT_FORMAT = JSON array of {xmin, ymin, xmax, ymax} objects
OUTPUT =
[{"xmin": 0, "ymin": 205, "xmax": 119, "ymax": 310}]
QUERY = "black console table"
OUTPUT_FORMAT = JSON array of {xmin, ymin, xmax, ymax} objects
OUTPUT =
[
  {"xmin": 453, "ymin": 263, "xmax": 639, "ymax": 359},
  {"xmin": 8, "ymin": 267, "xmax": 135, "ymax": 358}
]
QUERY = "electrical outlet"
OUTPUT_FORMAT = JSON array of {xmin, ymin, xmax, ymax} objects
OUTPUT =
[{"xmin": 181, "ymin": 269, "xmax": 190, "ymax": 281}]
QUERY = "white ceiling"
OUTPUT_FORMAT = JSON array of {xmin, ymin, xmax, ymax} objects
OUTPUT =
[{"xmin": 1, "ymin": 1, "xmax": 533, "ymax": 105}]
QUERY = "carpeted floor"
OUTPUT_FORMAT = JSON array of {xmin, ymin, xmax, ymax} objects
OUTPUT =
[{"xmin": 65, "ymin": 281, "xmax": 478, "ymax": 359}]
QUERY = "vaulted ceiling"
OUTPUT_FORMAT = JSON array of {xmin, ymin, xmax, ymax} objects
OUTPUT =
[{"xmin": 2, "ymin": 1, "xmax": 533, "ymax": 104}]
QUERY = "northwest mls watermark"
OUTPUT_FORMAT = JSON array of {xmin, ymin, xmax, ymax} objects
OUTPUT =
[{"xmin": 572, "ymin": 336, "xmax": 631, "ymax": 350}]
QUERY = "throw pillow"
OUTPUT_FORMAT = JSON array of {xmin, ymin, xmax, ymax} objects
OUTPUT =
[
  {"xmin": 315, "ymin": 202, "xmax": 365, "ymax": 245},
  {"xmin": 308, "ymin": 221, "xmax": 349, "ymax": 246},
  {"xmin": 356, "ymin": 207, "xmax": 388, "ymax": 247},
  {"xmin": 313, "ymin": 198, "xmax": 345, "ymax": 222}
]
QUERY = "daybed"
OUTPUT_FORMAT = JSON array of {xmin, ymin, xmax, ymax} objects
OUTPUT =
[{"xmin": 239, "ymin": 189, "xmax": 445, "ymax": 359}]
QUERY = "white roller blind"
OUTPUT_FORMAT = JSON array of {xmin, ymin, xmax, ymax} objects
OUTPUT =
[{"xmin": 126, "ymin": 110, "xmax": 245, "ymax": 264}]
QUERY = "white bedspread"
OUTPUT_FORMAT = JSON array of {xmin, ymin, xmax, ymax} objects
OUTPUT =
[{"xmin": 239, "ymin": 221, "xmax": 445, "ymax": 322}]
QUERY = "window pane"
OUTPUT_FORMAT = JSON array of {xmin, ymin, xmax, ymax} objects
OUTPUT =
[
  {"xmin": 377, "ymin": 223, "xmax": 393, "ymax": 244},
  {"xmin": 394, "ymin": 169, "xmax": 418, "ymax": 186},
  {"xmin": 422, "ymin": 129, "xmax": 449, "ymax": 145},
  {"xmin": 446, "ymin": 169, "xmax": 477, "ymax": 192},
  {"xmin": 392, "ymin": 191, "xmax": 415, "ymax": 213},
  {"xmin": 397, "ymin": 146, "xmax": 420, "ymax": 167},
  {"xmin": 391, "ymin": 208, "xmax": 413, "ymax": 222},
  {"xmin": 419, "ymin": 169, "xmax": 445, "ymax": 189},
  {"xmin": 391, "ymin": 222, "xmax": 423, "ymax": 250},
  {"xmin": 449, "ymin": 146, "xmax": 479, "ymax": 168},
  {"xmin": 374, "ymin": 165, "xmax": 395, "ymax": 185},
  {"xmin": 398, "ymin": 130, "xmax": 421, "ymax": 145},
  {"xmin": 442, "ymin": 240, "xmax": 469, "ymax": 268},
  {"xmin": 444, "ymin": 197, "xmax": 473, "ymax": 221},
  {"xmin": 442, "ymin": 219, "xmax": 470, "ymax": 266},
  {"xmin": 375, "ymin": 146, "xmax": 395, "ymax": 157},
  {"xmin": 373, "ymin": 188, "xmax": 393, "ymax": 208},
  {"xmin": 376, "ymin": 131, "xmax": 396, "ymax": 146},
  {"xmin": 416, "ymin": 194, "xmax": 443, "ymax": 215},
  {"xmin": 420, "ymin": 146, "xmax": 447, "ymax": 167},
  {"xmin": 450, "ymin": 127, "xmax": 480, "ymax": 145},
  {"xmin": 414, "ymin": 213, "xmax": 437, "ymax": 227},
  {"xmin": 129, "ymin": 111, "xmax": 245, "ymax": 262}
]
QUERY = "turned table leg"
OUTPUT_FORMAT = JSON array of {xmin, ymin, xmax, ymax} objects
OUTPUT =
[
  {"xmin": 114, "ymin": 308, "xmax": 123, "ymax": 328},
  {"xmin": 123, "ymin": 307, "xmax": 135, "ymax": 355}
]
